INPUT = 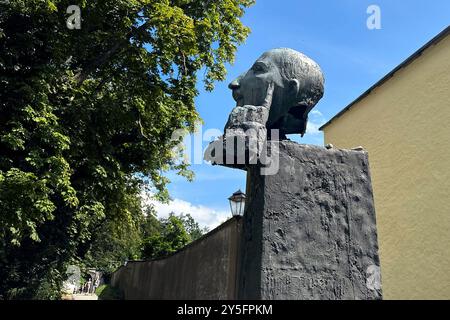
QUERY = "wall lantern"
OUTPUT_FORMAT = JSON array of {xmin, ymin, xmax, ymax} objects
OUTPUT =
[{"xmin": 228, "ymin": 189, "xmax": 246, "ymax": 217}]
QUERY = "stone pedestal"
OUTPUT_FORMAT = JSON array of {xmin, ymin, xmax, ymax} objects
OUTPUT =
[{"xmin": 238, "ymin": 141, "xmax": 382, "ymax": 300}]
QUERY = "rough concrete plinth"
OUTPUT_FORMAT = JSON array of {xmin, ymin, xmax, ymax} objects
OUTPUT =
[{"xmin": 238, "ymin": 141, "xmax": 382, "ymax": 300}]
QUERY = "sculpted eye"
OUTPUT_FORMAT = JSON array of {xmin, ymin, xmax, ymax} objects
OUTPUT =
[{"xmin": 252, "ymin": 63, "xmax": 265, "ymax": 73}]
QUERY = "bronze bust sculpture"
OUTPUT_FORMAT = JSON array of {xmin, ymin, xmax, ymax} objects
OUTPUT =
[
  {"xmin": 205, "ymin": 48, "xmax": 324, "ymax": 166},
  {"xmin": 227, "ymin": 48, "xmax": 324, "ymax": 138}
]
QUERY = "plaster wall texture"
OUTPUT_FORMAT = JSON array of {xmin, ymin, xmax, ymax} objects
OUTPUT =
[{"xmin": 323, "ymin": 33, "xmax": 450, "ymax": 299}]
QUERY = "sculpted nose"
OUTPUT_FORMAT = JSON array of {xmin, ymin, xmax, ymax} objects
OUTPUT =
[{"xmin": 228, "ymin": 78, "xmax": 240, "ymax": 90}]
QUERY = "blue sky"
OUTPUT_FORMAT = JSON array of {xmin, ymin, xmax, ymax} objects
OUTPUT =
[{"xmin": 149, "ymin": 0, "xmax": 450, "ymax": 228}]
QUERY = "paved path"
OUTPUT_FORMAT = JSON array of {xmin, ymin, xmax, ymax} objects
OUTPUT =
[{"xmin": 71, "ymin": 294, "xmax": 98, "ymax": 300}]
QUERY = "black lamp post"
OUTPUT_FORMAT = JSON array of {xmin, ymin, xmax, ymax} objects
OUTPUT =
[{"xmin": 228, "ymin": 189, "xmax": 246, "ymax": 217}]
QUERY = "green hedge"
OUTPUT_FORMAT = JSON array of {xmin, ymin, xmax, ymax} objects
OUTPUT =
[{"xmin": 95, "ymin": 285, "xmax": 124, "ymax": 300}]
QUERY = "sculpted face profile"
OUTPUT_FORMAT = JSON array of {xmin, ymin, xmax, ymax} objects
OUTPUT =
[
  {"xmin": 227, "ymin": 48, "xmax": 324, "ymax": 137},
  {"xmin": 204, "ymin": 48, "xmax": 324, "ymax": 168}
]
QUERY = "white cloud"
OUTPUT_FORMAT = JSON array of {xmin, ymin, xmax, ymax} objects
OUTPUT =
[
  {"xmin": 141, "ymin": 191, "xmax": 231, "ymax": 231},
  {"xmin": 305, "ymin": 120, "xmax": 324, "ymax": 135},
  {"xmin": 306, "ymin": 109, "xmax": 325, "ymax": 135},
  {"xmin": 310, "ymin": 109, "xmax": 323, "ymax": 117}
]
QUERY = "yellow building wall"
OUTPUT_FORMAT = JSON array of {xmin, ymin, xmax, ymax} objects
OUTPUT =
[{"xmin": 323, "ymin": 35, "xmax": 450, "ymax": 300}]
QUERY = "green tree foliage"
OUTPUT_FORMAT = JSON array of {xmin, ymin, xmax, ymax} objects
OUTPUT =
[
  {"xmin": 0, "ymin": 0, "xmax": 253, "ymax": 299},
  {"xmin": 180, "ymin": 213, "xmax": 208, "ymax": 241},
  {"xmin": 141, "ymin": 206, "xmax": 163, "ymax": 239},
  {"xmin": 83, "ymin": 207, "xmax": 206, "ymax": 276},
  {"xmin": 82, "ymin": 200, "xmax": 144, "ymax": 275},
  {"xmin": 85, "ymin": 205, "xmax": 156, "ymax": 275},
  {"xmin": 141, "ymin": 213, "xmax": 206, "ymax": 259}
]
